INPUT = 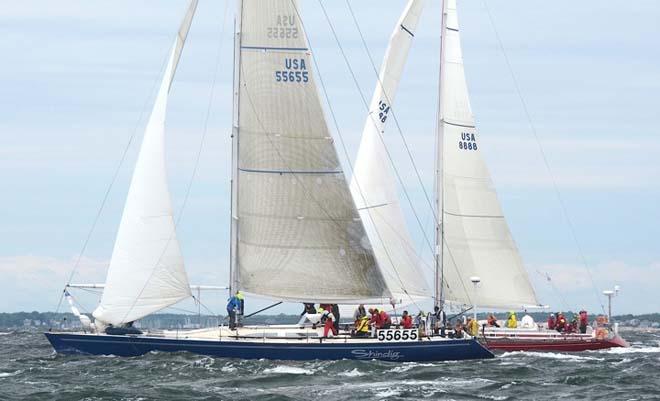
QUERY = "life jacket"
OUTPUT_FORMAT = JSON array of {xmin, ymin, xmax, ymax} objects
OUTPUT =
[
  {"xmin": 547, "ymin": 317, "xmax": 556, "ymax": 329},
  {"xmin": 356, "ymin": 317, "xmax": 370, "ymax": 333},
  {"xmin": 401, "ymin": 315, "xmax": 413, "ymax": 329},
  {"xmin": 506, "ymin": 315, "xmax": 517, "ymax": 328}
]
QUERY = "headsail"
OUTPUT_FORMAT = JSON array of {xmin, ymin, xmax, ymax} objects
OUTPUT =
[
  {"xmin": 233, "ymin": 0, "xmax": 391, "ymax": 303},
  {"xmin": 93, "ymin": 0, "xmax": 198, "ymax": 325},
  {"xmin": 437, "ymin": 0, "xmax": 539, "ymax": 309},
  {"xmin": 350, "ymin": 0, "xmax": 430, "ymax": 304}
]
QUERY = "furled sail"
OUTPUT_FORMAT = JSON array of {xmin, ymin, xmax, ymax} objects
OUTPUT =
[
  {"xmin": 437, "ymin": 0, "xmax": 539, "ymax": 309},
  {"xmin": 350, "ymin": 0, "xmax": 430, "ymax": 304},
  {"xmin": 93, "ymin": 0, "xmax": 198, "ymax": 325},
  {"xmin": 234, "ymin": 0, "xmax": 390, "ymax": 303}
]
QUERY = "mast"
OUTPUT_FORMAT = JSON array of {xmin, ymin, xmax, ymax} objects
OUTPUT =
[
  {"xmin": 229, "ymin": 0, "xmax": 243, "ymax": 296},
  {"xmin": 435, "ymin": 0, "xmax": 448, "ymax": 309}
]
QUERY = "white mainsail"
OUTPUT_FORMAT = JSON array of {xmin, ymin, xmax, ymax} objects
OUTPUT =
[
  {"xmin": 233, "ymin": 0, "xmax": 391, "ymax": 303},
  {"xmin": 437, "ymin": 0, "xmax": 539, "ymax": 309},
  {"xmin": 93, "ymin": 1, "xmax": 198, "ymax": 325},
  {"xmin": 350, "ymin": 0, "xmax": 430, "ymax": 304}
]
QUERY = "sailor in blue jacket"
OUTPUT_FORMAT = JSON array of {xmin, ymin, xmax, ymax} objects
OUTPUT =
[{"xmin": 227, "ymin": 293, "xmax": 241, "ymax": 330}]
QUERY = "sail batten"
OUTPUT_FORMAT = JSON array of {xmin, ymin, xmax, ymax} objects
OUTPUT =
[
  {"xmin": 438, "ymin": 0, "xmax": 539, "ymax": 309},
  {"xmin": 234, "ymin": 0, "xmax": 390, "ymax": 302},
  {"xmin": 93, "ymin": 0, "xmax": 198, "ymax": 326}
]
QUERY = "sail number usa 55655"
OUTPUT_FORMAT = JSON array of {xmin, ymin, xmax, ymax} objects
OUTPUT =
[{"xmin": 274, "ymin": 58, "xmax": 309, "ymax": 83}]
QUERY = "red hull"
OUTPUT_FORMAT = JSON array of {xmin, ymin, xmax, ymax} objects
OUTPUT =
[{"xmin": 483, "ymin": 335, "xmax": 629, "ymax": 352}]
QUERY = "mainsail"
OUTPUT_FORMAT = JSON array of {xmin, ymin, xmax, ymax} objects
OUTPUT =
[
  {"xmin": 233, "ymin": 0, "xmax": 390, "ymax": 303},
  {"xmin": 93, "ymin": 1, "xmax": 198, "ymax": 325},
  {"xmin": 437, "ymin": 0, "xmax": 539, "ymax": 309},
  {"xmin": 350, "ymin": 0, "xmax": 430, "ymax": 304}
]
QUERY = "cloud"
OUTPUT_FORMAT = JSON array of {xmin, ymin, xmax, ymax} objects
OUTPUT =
[
  {"xmin": 0, "ymin": 255, "xmax": 108, "ymax": 312},
  {"xmin": 530, "ymin": 260, "xmax": 660, "ymax": 314}
]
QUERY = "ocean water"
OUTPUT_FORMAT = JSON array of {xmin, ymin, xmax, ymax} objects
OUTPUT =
[{"xmin": 0, "ymin": 330, "xmax": 659, "ymax": 400}]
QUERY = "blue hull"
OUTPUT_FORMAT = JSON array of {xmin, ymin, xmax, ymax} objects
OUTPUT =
[{"xmin": 45, "ymin": 332, "xmax": 494, "ymax": 362}]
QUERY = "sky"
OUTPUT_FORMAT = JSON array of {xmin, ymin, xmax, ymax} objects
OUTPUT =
[{"xmin": 0, "ymin": 0, "xmax": 658, "ymax": 316}]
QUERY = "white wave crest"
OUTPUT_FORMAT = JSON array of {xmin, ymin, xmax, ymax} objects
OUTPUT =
[
  {"xmin": 338, "ymin": 368, "xmax": 364, "ymax": 377},
  {"xmin": 0, "ymin": 370, "xmax": 21, "ymax": 378},
  {"xmin": 263, "ymin": 365, "xmax": 315, "ymax": 375},
  {"xmin": 604, "ymin": 346, "xmax": 660, "ymax": 355},
  {"xmin": 500, "ymin": 351, "xmax": 604, "ymax": 362}
]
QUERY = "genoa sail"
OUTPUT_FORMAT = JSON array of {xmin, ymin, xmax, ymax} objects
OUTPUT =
[
  {"xmin": 93, "ymin": 0, "xmax": 198, "ymax": 325},
  {"xmin": 234, "ymin": 0, "xmax": 391, "ymax": 303},
  {"xmin": 350, "ymin": 0, "xmax": 431, "ymax": 304},
  {"xmin": 437, "ymin": 0, "xmax": 539, "ymax": 309}
]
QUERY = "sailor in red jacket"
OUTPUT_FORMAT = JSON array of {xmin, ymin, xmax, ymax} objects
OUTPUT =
[
  {"xmin": 369, "ymin": 308, "xmax": 382, "ymax": 328},
  {"xmin": 547, "ymin": 314, "xmax": 556, "ymax": 330},
  {"xmin": 379, "ymin": 310, "xmax": 392, "ymax": 329},
  {"xmin": 400, "ymin": 311, "xmax": 413, "ymax": 329}
]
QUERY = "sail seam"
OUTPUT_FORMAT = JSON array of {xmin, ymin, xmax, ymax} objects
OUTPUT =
[
  {"xmin": 356, "ymin": 203, "xmax": 389, "ymax": 211},
  {"xmin": 239, "ymin": 167, "xmax": 342, "ymax": 175},
  {"xmin": 240, "ymin": 45, "xmax": 308, "ymax": 52}
]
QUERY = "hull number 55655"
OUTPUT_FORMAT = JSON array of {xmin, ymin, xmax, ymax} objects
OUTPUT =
[{"xmin": 376, "ymin": 329, "xmax": 418, "ymax": 342}]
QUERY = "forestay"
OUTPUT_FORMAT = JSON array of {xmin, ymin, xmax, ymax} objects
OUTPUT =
[
  {"xmin": 438, "ymin": 0, "xmax": 539, "ymax": 309},
  {"xmin": 93, "ymin": 1, "xmax": 198, "ymax": 325},
  {"xmin": 350, "ymin": 0, "xmax": 430, "ymax": 304},
  {"xmin": 234, "ymin": 0, "xmax": 390, "ymax": 303}
]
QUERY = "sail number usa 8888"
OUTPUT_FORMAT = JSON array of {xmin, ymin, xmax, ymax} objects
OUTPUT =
[{"xmin": 459, "ymin": 132, "xmax": 478, "ymax": 151}]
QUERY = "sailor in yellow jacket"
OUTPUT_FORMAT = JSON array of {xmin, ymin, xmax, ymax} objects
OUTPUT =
[{"xmin": 506, "ymin": 311, "xmax": 518, "ymax": 328}]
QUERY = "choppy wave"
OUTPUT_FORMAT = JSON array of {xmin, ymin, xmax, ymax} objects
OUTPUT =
[{"xmin": 0, "ymin": 331, "xmax": 658, "ymax": 400}]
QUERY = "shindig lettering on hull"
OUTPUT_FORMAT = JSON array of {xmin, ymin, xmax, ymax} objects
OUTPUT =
[{"xmin": 351, "ymin": 349, "xmax": 402, "ymax": 360}]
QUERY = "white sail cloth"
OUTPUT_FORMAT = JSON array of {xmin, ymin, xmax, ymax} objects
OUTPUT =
[
  {"xmin": 350, "ymin": 0, "xmax": 430, "ymax": 304},
  {"xmin": 438, "ymin": 0, "xmax": 539, "ymax": 309},
  {"xmin": 93, "ymin": 1, "xmax": 198, "ymax": 325},
  {"xmin": 235, "ymin": 0, "xmax": 391, "ymax": 303}
]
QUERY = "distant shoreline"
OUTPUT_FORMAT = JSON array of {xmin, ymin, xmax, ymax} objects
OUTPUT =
[{"xmin": 1, "ymin": 311, "xmax": 659, "ymax": 330}]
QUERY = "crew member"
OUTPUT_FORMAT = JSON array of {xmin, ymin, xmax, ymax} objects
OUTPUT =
[
  {"xmin": 321, "ymin": 308, "xmax": 337, "ymax": 337},
  {"xmin": 226, "ymin": 292, "xmax": 241, "ymax": 330},
  {"xmin": 332, "ymin": 304, "xmax": 340, "ymax": 333},
  {"xmin": 300, "ymin": 303, "xmax": 316, "ymax": 316},
  {"xmin": 556, "ymin": 313, "xmax": 566, "ymax": 332},
  {"xmin": 579, "ymin": 310, "xmax": 589, "ymax": 334},
  {"xmin": 369, "ymin": 308, "xmax": 382, "ymax": 328},
  {"xmin": 547, "ymin": 314, "xmax": 556, "ymax": 330},
  {"xmin": 234, "ymin": 291, "xmax": 244, "ymax": 326},
  {"xmin": 353, "ymin": 316, "xmax": 370, "ymax": 337},
  {"xmin": 506, "ymin": 311, "xmax": 518, "ymax": 329},
  {"xmin": 487, "ymin": 313, "xmax": 500, "ymax": 328},
  {"xmin": 467, "ymin": 317, "xmax": 479, "ymax": 336},
  {"xmin": 452, "ymin": 321, "xmax": 464, "ymax": 339},
  {"xmin": 433, "ymin": 305, "xmax": 447, "ymax": 334},
  {"xmin": 401, "ymin": 310, "xmax": 413, "ymax": 329},
  {"xmin": 353, "ymin": 304, "xmax": 367, "ymax": 322},
  {"xmin": 379, "ymin": 309, "xmax": 392, "ymax": 329}
]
